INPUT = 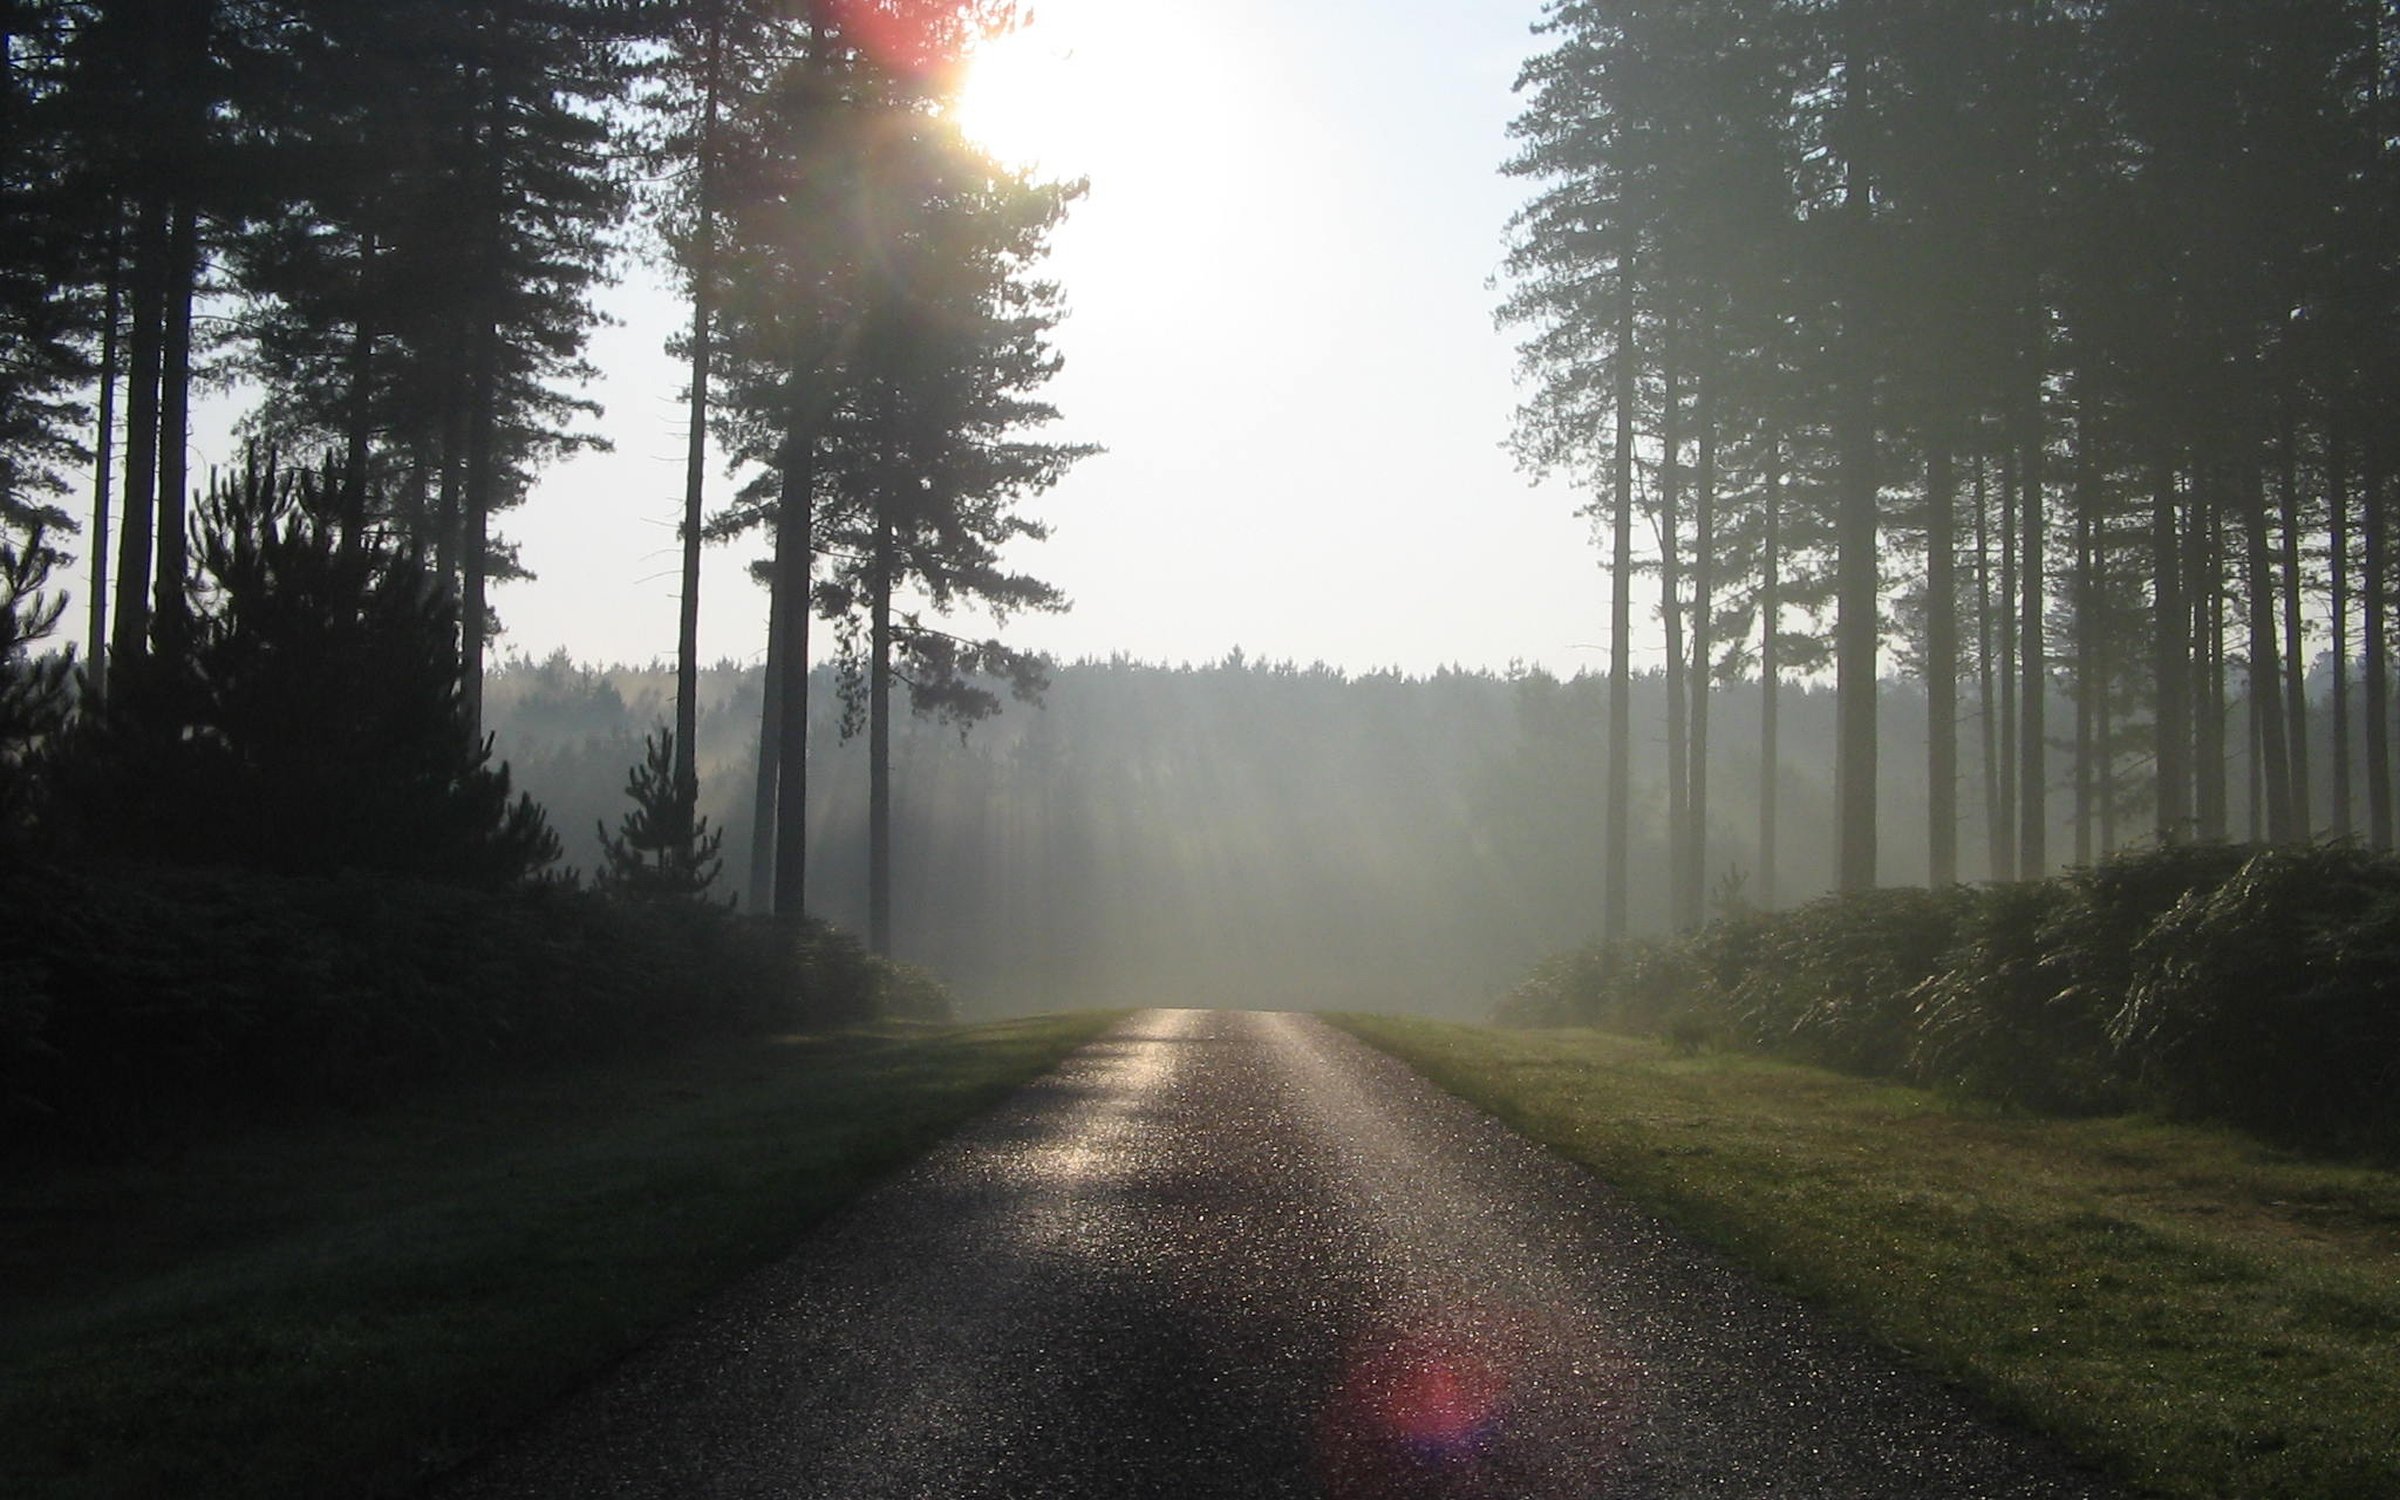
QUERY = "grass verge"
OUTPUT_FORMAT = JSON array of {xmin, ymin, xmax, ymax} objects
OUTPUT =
[
  {"xmin": 1331, "ymin": 1014, "xmax": 2400, "ymax": 1500},
  {"xmin": 1, "ymin": 1010, "xmax": 1125, "ymax": 1499}
]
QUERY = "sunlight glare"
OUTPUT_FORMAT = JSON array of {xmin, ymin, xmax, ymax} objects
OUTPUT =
[
  {"xmin": 949, "ymin": 1, "xmax": 1239, "ymax": 184},
  {"xmin": 952, "ymin": 19, "xmax": 1081, "ymax": 171}
]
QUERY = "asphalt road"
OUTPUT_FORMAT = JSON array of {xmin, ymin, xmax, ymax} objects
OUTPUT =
[{"xmin": 434, "ymin": 1009, "xmax": 2115, "ymax": 1498}]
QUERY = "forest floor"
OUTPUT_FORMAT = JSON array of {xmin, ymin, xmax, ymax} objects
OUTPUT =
[
  {"xmin": 0, "ymin": 1011, "xmax": 1124, "ymax": 1500},
  {"xmin": 1333, "ymin": 1015, "xmax": 2400, "ymax": 1499}
]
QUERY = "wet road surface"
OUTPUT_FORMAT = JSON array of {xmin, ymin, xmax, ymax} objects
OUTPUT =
[{"xmin": 435, "ymin": 1009, "xmax": 2114, "ymax": 1498}]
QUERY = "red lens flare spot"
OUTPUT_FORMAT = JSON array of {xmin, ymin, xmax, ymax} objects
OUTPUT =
[
  {"xmin": 825, "ymin": 0, "xmax": 972, "ymax": 79},
  {"xmin": 1317, "ymin": 1328, "xmax": 1514, "ymax": 1496}
]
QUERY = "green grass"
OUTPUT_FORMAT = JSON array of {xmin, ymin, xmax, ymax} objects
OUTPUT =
[
  {"xmin": 0, "ymin": 1011, "xmax": 1125, "ymax": 1500},
  {"xmin": 1332, "ymin": 1015, "xmax": 2400, "ymax": 1500}
]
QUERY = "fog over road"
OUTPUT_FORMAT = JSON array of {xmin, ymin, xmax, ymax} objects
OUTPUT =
[{"xmin": 437, "ymin": 1010, "xmax": 2113, "ymax": 1498}]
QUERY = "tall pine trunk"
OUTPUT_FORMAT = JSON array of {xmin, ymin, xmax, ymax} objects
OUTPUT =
[
  {"xmin": 1996, "ymin": 447, "xmax": 2019, "ymax": 879},
  {"xmin": 86, "ymin": 214, "xmax": 122, "ymax": 698},
  {"xmin": 151, "ymin": 196, "xmax": 196, "ymax": 656},
  {"xmin": 2277, "ymin": 404, "xmax": 2310, "ymax": 830},
  {"xmin": 2243, "ymin": 459, "xmax": 2296, "ymax": 841},
  {"xmin": 675, "ymin": 11, "xmax": 724, "ymax": 809},
  {"xmin": 110, "ymin": 191, "xmax": 167, "ymax": 663},
  {"xmin": 1659, "ymin": 346, "xmax": 1689, "ymax": 930},
  {"xmin": 2365, "ymin": 443, "xmax": 2391, "ymax": 849},
  {"xmin": 867, "ymin": 511, "xmax": 895, "ymax": 956},
  {"xmin": 1758, "ymin": 422, "xmax": 1782, "ymax": 909},
  {"xmin": 2071, "ymin": 394, "xmax": 2095, "ymax": 868},
  {"xmin": 2196, "ymin": 478, "xmax": 2230, "ymax": 840},
  {"xmin": 750, "ymin": 575, "xmax": 784, "ymax": 912},
  {"xmin": 1687, "ymin": 355, "xmax": 1715, "ymax": 921},
  {"xmin": 1926, "ymin": 429, "xmax": 1958, "ymax": 886},
  {"xmin": 460, "ymin": 314, "xmax": 500, "ymax": 743},
  {"xmin": 1604, "ymin": 253, "xmax": 1636, "ymax": 940},
  {"xmin": 1976, "ymin": 446, "xmax": 2004, "ymax": 877},
  {"xmin": 2331, "ymin": 423, "xmax": 2353, "ymax": 838},
  {"xmin": 2017, "ymin": 353, "xmax": 2047, "ymax": 878},
  {"xmin": 771, "ymin": 387, "xmax": 814, "ymax": 922},
  {"xmin": 340, "ymin": 239, "xmax": 377, "ymax": 552},
  {"xmin": 2152, "ymin": 457, "xmax": 2190, "ymax": 843}
]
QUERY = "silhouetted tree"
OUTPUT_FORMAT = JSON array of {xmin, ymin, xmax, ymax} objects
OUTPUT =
[
  {"xmin": 64, "ymin": 455, "xmax": 559, "ymax": 884},
  {"xmin": 596, "ymin": 724, "xmax": 724, "ymax": 900}
]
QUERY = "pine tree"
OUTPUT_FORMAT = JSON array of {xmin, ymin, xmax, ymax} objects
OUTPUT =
[{"xmin": 596, "ymin": 724, "xmax": 725, "ymax": 900}]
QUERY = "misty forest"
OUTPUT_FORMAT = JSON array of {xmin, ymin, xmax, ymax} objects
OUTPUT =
[{"xmin": 7, "ymin": 2, "xmax": 2400, "ymax": 1496}]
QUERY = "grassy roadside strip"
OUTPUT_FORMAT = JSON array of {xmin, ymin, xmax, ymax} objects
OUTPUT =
[
  {"xmin": 1, "ymin": 1010, "xmax": 1126, "ymax": 1500},
  {"xmin": 1330, "ymin": 1014, "xmax": 2400, "ymax": 1500}
]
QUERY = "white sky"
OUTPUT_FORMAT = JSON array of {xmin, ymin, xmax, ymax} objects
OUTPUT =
[{"xmin": 95, "ymin": 0, "xmax": 1618, "ymax": 678}]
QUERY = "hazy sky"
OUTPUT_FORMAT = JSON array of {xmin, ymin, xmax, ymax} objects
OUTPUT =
[{"xmin": 139, "ymin": 0, "xmax": 1613, "ymax": 678}]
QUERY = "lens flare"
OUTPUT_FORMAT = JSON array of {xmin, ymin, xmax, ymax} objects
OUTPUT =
[
  {"xmin": 824, "ymin": 0, "xmax": 970, "ymax": 79},
  {"xmin": 1317, "ymin": 1327, "xmax": 1513, "ymax": 1496}
]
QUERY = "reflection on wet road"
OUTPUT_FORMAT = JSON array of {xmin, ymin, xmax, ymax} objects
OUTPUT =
[{"xmin": 437, "ymin": 1010, "xmax": 2110, "ymax": 1498}]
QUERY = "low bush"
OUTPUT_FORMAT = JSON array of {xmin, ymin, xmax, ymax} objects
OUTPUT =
[
  {"xmin": 2115, "ymin": 846, "xmax": 2400, "ymax": 1153},
  {"xmin": 0, "ymin": 860, "xmax": 902, "ymax": 1159},
  {"xmin": 1506, "ymin": 842, "xmax": 2400, "ymax": 1156},
  {"xmin": 1906, "ymin": 879, "xmax": 2104, "ymax": 1111},
  {"xmin": 1724, "ymin": 884, "xmax": 1976, "ymax": 1077}
]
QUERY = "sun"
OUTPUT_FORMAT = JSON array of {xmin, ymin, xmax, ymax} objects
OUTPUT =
[{"xmin": 950, "ymin": 14, "xmax": 1089, "ymax": 174}]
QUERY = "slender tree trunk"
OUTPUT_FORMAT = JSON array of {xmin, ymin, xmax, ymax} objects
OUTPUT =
[
  {"xmin": 771, "ymin": 394, "xmax": 814, "ymax": 922},
  {"xmin": 2197, "ymin": 478, "xmax": 2230, "ymax": 840},
  {"xmin": 2018, "ymin": 356, "xmax": 2048, "ymax": 877},
  {"xmin": 461, "ymin": 314, "xmax": 499, "ymax": 744},
  {"xmin": 1997, "ymin": 447, "xmax": 2020, "ymax": 878},
  {"xmin": 2278, "ymin": 402, "xmax": 2310, "ymax": 830},
  {"xmin": 2331, "ymin": 422, "xmax": 2353, "ymax": 838},
  {"xmin": 86, "ymin": 214, "xmax": 122, "ymax": 698},
  {"xmin": 1977, "ymin": 446, "xmax": 2003, "ymax": 876},
  {"xmin": 2152, "ymin": 456, "xmax": 2190, "ymax": 843},
  {"xmin": 2072, "ymin": 401, "xmax": 2095, "ymax": 869},
  {"xmin": 434, "ymin": 326, "xmax": 468, "ymax": 586},
  {"xmin": 1834, "ymin": 238, "xmax": 1879, "ymax": 888},
  {"xmin": 1687, "ymin": 354, "xmax": 1715, "ymax": 920},
  {"xmin": 1659, "ymin": 347, "xmax": 1689, "ymax": 930},
  {"xmin": 750, "ymin": 574, "xmax": 784, "ymax": 913},
  {"xmin": 2098, "ymin": 651, "xmax": 2117, "ymax": 856},
  {"xmin": 2243, "ymin": 459, "xmax": 2296, "ymax": 840},
  {"xmin": 1759, "ymin": 422, "xmax": 1782, "ymax": 909},
  {"xmin": 1927, "ymin": 429, "xmax": 1958, "ymax": 885},
  {"xmin": 675, "ymin": 10, "xmax": 724, "ymax": 810},
  {"xmin": 1605, "ymin": 253, "xmax": 1636, "ymax": 940},
  {"xmin": 340, "ymin": 239, "xmax": 377, "ymax": 552},
  {"xmin": 868, "ymin": 510, "xmax": 895, "ymax": 956},
  {"xmin": 459, "ymin": 81, "xmax": 509, "ymax": 743},
  {"xmin": 2366, "ymin": 442, "xmax": 2392, "ymax": 850},
  {"xmin": 2247, "ymin": 675, "xmax": 2264, "ymax": 843},
  {"xmin": 110, "ymin": 190, "xmax": 166, "ymax": 663},
  {"xmin": 150, "ymin": 195, "xmax": 196, "ymax": 656}
]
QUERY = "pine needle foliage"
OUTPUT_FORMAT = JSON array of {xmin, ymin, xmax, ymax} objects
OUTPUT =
[
  {"xmin": 595, "ymin": 724, "xmax": 725, "ymax": 902},
  {"xmin": 62, "ymin": 454, "xmax": 560, "ymax": 885}
]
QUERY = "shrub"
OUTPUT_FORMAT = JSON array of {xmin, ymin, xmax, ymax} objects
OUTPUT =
[
  {"xmin": 1908, "ymin": 879, "xmax": 2116, "ymax": 1112},
  {"xmin": 2113, "ymin": 846, "xmax": 2400, "ymax": 1153},
  {"xmin": 0, "ymin": 525, "xmax": 73, "ymax": 850},
  {"xmin": 0, "ymin": 862, "xmax": 892, "ymax": 1159},
  {"xmin": 59, "ymin": 459, "xmax": 559, "ymax": 886},
  {"xmin": 1726, "ymin": 885, "xmax": 1976, "ymax": 1077}
]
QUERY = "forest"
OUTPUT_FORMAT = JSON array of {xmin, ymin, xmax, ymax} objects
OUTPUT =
[
  {"xmin": 0, "ymin": 0, "xmax": 1079, "ymax": 937},
  {"xmin": 0, "ymin": 2, "xmax": 1078, "ymax": 1151},
  {"xmin": 2, "ymin": 2, "xmax": 2399, "ymax": 1025},
  {"xmin": 1500, "ymin": 0, "xmax": 2400, "ymax": 937}
]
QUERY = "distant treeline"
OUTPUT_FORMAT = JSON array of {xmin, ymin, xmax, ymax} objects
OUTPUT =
[{"xmin": 489, "ymin": 650, "xmax": 2383, "ymax": 1017}]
